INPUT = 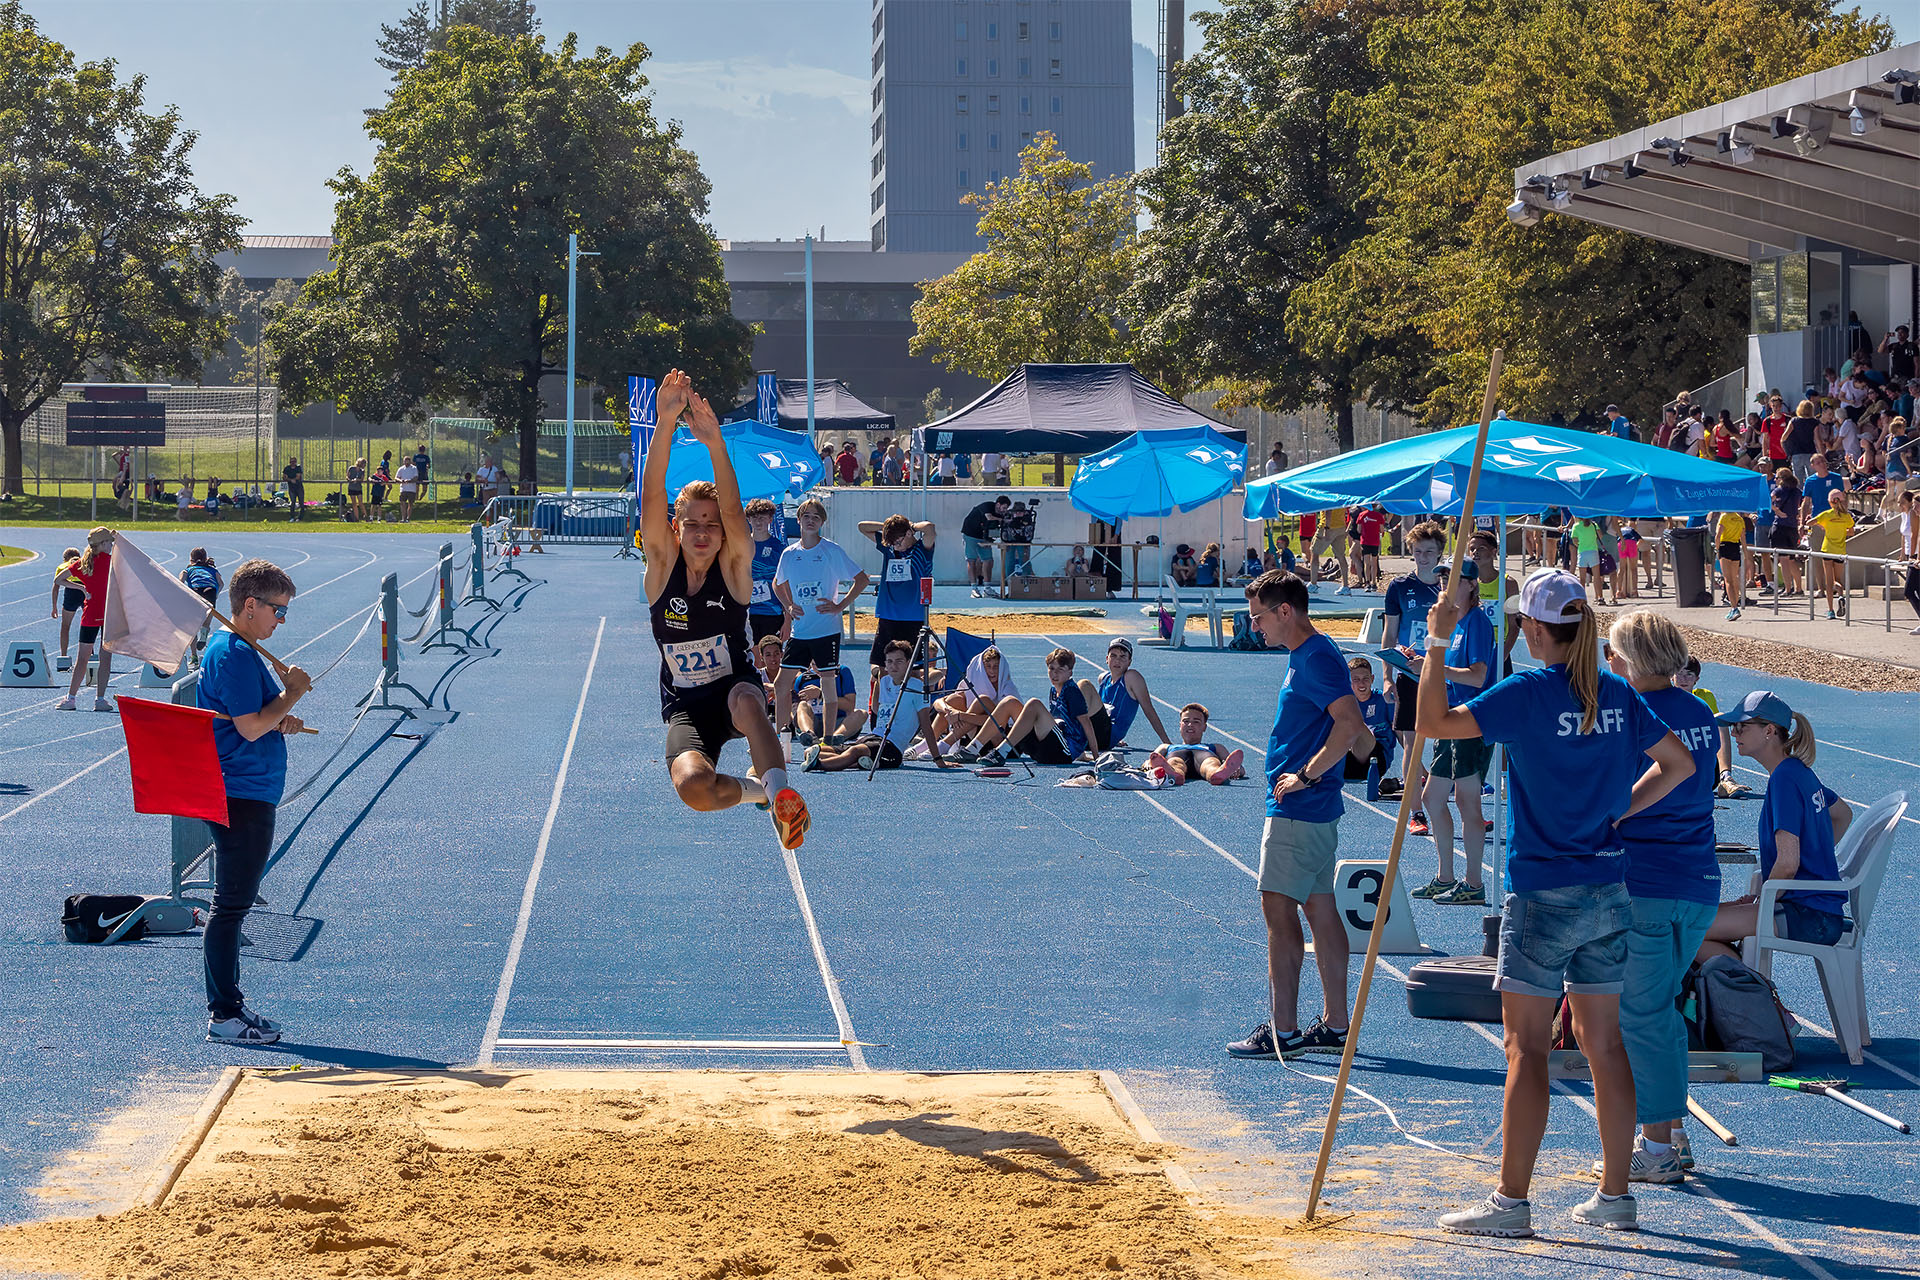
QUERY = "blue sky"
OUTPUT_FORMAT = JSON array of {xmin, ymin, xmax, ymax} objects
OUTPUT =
[{"xmin": 23, "ymin": 1, "xmax": 1918, "ymax": 242}]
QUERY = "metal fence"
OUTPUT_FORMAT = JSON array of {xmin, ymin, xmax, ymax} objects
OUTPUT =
[{"xmin": 481, "ymin": 492, "xmax": 636, "ymax": 546}]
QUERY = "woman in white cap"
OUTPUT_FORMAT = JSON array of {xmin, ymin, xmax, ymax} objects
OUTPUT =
[
  {"xmin": 1603, "ymin": 611, "xmax": 1722, "ymax": 1184},
  {"xmin": 1418, "ymin": 568, "xmax": 1695, "ymax": 1238},
  {"xmin": 1699, "ymin": 690, "xmax": 1852, "ymax": 961}
]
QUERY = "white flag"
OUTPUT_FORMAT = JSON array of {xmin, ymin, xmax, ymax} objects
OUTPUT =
[{"xmin": 102, "ymin": 535, "xmax": 212, "ymax": 674}]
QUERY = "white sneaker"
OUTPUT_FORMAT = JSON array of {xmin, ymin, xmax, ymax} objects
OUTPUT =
[
  {"xmin": 970, "ymin": 587, "xmax": 982, "ymax": 598},
  {"xmin": 1335, "ymin": 585, "xmax": 1354, "ymax": 595},
  {"xmin": 55, "ymin": 697, "xmax": 77, "ymax": 711},
  {"xmin": 1438, "ymin": 1195, "xmax": 1532, "ymax": 1238},
  {"xmin": 92, "ymin": 696, "xmax": 115, "ymax": 713},
  {"xmin": 208, "ymin": 1015, "xmax": 280, "ymax": 1045}
]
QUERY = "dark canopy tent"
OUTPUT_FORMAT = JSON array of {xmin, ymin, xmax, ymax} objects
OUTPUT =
[
  {"xmin": 912, "ymin": 363, "xmax": 1243, "ymax": 455},
  {"xmin": 726, "ymin": 378, "xmax": 895, "ymax": 435}
]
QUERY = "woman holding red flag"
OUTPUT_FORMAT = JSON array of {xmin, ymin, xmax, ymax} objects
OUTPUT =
[{"xmin": 197, "ymin": 559, "xmax": 311, "ymax": 1045}]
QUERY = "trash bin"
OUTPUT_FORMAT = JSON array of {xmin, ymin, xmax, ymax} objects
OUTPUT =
[{"xmin": 1668, "ymin": 526, "xmax": 1713, "ymax": 608}]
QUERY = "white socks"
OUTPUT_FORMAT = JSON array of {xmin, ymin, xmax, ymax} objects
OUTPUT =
[
  {"xmin": 762, "ymin": 767, "xmax": 789, "ymax": 798},
  {"xmin": 735, "ymin": 774, "xmax": 767, "ymax": 807}
]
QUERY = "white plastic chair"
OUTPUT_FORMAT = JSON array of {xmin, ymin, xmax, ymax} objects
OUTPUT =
[
  {"xmin": 1165, "ymin": 576, "xmax": 1222, "ymax": 649},
  {"xmin": 1743, "ymin": 789, "xmax": 1906, "ymax": 1065}
]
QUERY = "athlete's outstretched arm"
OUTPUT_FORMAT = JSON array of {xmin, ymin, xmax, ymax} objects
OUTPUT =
[
  {"xmin": 685, "ymin": 391, "xmax": 751, "ymax": 573},
  {"xmin": 640, "ymin": 369, "xmax": 690, "ymax": 559}
]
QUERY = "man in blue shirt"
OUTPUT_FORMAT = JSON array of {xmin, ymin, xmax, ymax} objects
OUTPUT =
[
  {"xmin": 197, "ymin": 559, "xmax": 311, "ymax": 1045},
  {"xmin": 857, "ymin": 513, "xmax": 936, "ymax": 677},
  {"xmin": 1226, "ymin": 571, "xmax": 1370, "ymax": 1063},
  {"xmin": 743, "ymin": 498, "xmax": 789, "ymax": 645},
  {"xmin": 1413, "ymin": 586, "xmax": 1495, "ymax": 906},
  {"xmin": 1800, "ymin": 452, "xmax": 1844, "ymax": 525},
  {"xmin": 1605, "ymin": 405, "xmax": 1633, "ymax": 440}
]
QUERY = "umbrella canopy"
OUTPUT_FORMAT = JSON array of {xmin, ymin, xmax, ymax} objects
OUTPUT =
[
  {"xmin": 1245, "ymin": 419, "xmax": 1769, "ymax": 519},
  {"xmin": 1068, "ymin": 425, "xmax": 1247, "ymax": 521},
  {"xmin": 916, "ymin": 363, "xmax": 1245, "ymax": 455},
  {"xmin": 663, "ymin": 420, "xmax": 825, "ymax": 502}
]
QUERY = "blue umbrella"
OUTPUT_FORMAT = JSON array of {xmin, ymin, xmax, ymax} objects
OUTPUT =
[
  {"xmin": 1245, "ymin": 419, "xmax": 1769, "ymax": 519},
  {"xmin": 1069, "ymin": 425, "xmax": 1247, "ymax": 520},
  {"xmin": 662, "ymin": 420, "xmax": 824, "ymax": 502}
]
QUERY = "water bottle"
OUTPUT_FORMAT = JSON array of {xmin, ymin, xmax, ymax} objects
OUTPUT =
[{"xmin": 1366, "ymin": 758, "xmax": 1381, "ymax": 802}]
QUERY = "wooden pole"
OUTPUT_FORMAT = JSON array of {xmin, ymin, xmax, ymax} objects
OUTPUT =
[
  {"xmin": 1303, "ymin": 348, "xmax": 1503, "ymax": 1221},
  {"xmin": 207, "ymin": 605, "xmax": 291, "ymax": 678}
]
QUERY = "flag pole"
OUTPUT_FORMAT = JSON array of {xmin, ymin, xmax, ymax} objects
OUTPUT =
[
  {"xmin": 206, "ymin": 605, "xmax": 293, "ymax": 680},
  {"xmin": 1303, "ymin": 348, "xmax": 1503, "ymax": 1221}
]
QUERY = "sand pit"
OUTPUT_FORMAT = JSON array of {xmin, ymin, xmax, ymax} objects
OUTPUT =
[
  {"xmin": 926, "ymin": 611, "xmax": 1109, "ymax": 634},
  {"xmin": 0, "ymin": 1070, "xmax": 1318, "ymax": 1280}
]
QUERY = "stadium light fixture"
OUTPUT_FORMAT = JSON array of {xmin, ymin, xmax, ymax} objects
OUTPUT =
[
  {"xmin": 1716, "ymin": 130, "xmax": 1756, "ymax": 165},
  {"xmin": 1621, "ymin": 155, "xmax": 1647, "ymax": 180},
  {"xmin": 1848, "ymin": 93, "xmax": 1883, "ymax": 136},
  {"xmin": 1883, "ymin": 69, "xmax": 1918, "ymax": 107},
  {"xmin": 1769, "ymin": 115, "xmax": 1797, "ymax": 138},
  {"xmin": 1651, "ymin": 138, "xmax": 1692, "ymax": 167},
  {"xmin": 1506, "ymin": 196, "xmax": 1541, "ymax": 226}
]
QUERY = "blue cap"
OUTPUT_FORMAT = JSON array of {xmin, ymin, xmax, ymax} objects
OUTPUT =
[{"xmin": 1713, "ymin": 689, "xmax": 1793, "ymax": 730}]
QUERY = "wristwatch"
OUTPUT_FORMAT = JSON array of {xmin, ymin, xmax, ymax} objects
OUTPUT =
[{"xmin": 1301, "ymin": 770, "xmax": 1322, "ymax": 787}]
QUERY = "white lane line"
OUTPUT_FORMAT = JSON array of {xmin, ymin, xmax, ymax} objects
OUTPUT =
[
  {"xmin": 289, "ymin": 546, "xmax": 381, "ymax": 598},
  {"xmin": 1688, "ymin": 1179, "xmax": 1843, "ymax": 1280},
  {"xmin": 1132, "ymin": 792, "xmax": 1258, "ymax": 877},
  {"xmin": 0, "ymin": 548, "xmax": 45, "ymax": 582},
  {"xmin": 494, "ymin": 1037, "xmax": 845, "ymax": 1052},
  {"xmin": 1792, "ymin": 1013, "xmax": 1920, "ymax": 1089},
  {"xmin": 0, "ymin": 748, "xmax": 126, "ymax": 826},
  {"xmin": 475, "ymin": 616, "xmax": 605, "ymax": 1070},
  {"xmin": 1813, "ymin": 740, "xmax": 1917, "ymax": 770},
  {"xmin": 784, "ymin": 846, "xmax": 869, "ymax": 1072},
  {"xmin": 0, "ymin": 723, "xmax": 118, "ymax": 756}
]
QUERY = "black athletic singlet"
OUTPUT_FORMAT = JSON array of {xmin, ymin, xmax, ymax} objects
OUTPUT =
[{"xmin": 649, "ymin": 554, "xmax": 757, "ymax": 719}]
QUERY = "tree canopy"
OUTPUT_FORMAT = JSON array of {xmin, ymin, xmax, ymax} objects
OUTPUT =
[
  {"xmin": 0, "ymin": 0, "xmax": 241, "ymax": 495},
  {"xmin": 1129, "ymin": 0, "xmax": 1405, "ymax": 453},
  {"xmin": 376, "ymin": 0, "xmax": 539, "ymax": 81},
  {"xmin": 272, "ymin": 26, "xmax": 752, "ymax": 489},
  {"xmin": 910, "ymin": 133, "xmax": 1136, "ymax": 382}
]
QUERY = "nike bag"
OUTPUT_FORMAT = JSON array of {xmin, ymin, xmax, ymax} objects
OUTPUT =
[
  {"xmin": 61, "ymin": 894, "xmax": 151, "ymax": 944},
  {"xmin": 1685, "ymin": 955, "xmax": 1797, "ymax": 1072}
]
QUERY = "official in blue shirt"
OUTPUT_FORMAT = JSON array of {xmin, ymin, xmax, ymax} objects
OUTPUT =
[
  {"xmin": 743, "ymin": 498, "xmax": 789, "ymax": 645},
  {"xmin": 1604, "ymin": 611, "xmax": 1722, "ymax": 1180},
  {"xmin": 857, "ymin": 513, "xmax": 936, "ymax": 673},
  {"xmin": 1701, "ymin": 691, "xmax": 1854, "ymax": 961},
  {"xmin": 196, "ymin": 559, "xmax": 311, "ymax": 1046},
  {"xmin": 1413, "ymin": 575, "xmax": 1495, "ymax": 906},
  {"xmin": 1420, "ymin": 568, "xmax": 1694, "ymax": 1236},
  {"xmin": 1224, "ymin": 571, "xmax": 1370, "ymax": 1065}
]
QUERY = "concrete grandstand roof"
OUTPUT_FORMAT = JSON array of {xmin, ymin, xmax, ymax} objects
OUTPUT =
[{"xmin": 1511, "ymin": 42, "xmax": 1920, "ymax": 264}]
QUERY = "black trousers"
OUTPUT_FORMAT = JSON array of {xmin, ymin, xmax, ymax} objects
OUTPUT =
[
  {"xmin": 204, "ymin": 797, "xmax": 276, "ymax": 1020},
  {"xmin": 1905, "ymin": 568, "xmax": 1920, "ymax": 621}
]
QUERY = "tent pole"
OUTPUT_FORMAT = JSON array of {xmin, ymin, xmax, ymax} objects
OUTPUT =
[{"xmin": 1494, "ymin": 515, "xmax": 1508, "ymax": 887}]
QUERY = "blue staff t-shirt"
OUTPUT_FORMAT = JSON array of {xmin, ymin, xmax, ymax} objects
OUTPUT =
[
  {"xmin": 872, "ymin": 534, "xmax": 933, "ymax": 622},
  {"xmin": 1759, "ymin": 757, "xmax": 1847, "ymax": 916},
  {"xmin": 1357, "ymin": 690, "xmax": 1396, "ymax": 766},
  {"xmin": 749, "ymin": 535, "xmax": 785, "ymax": 617},
  {"xmin": 1802, "ymin": 472, "xmax": 1844, "ymax": 519},
  {"xmin": 1383, "ymin": 574, "xmax": 1441, "ymax": 650},
  {"xmin": 1443, "ymin": 605, "xmax": 1495, "ymax": 706},
  {"xmin": 1265, "ymin": 630, "xmax": 1350, "ymax": 823},
  {"xmin": 1049, "ymin": 677, "xmax": 1091, "ymax": 757},
  {"xmin": 1617, "ymin": 686, "xmax": 1721, "ymax": 905},
  {"xmin": 1465, "ymin": 665, "xmax": 1666, "ymax": 891},
  {"xmin": 197, "ymin": 629, "xmax": 287, "ymax": 805}
]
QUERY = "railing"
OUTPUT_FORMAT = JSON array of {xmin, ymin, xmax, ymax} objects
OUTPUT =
[
  {"xmin": 1686, "ymin": 368, "xmax": 1749, "ymax": 421},
  {"xmin": 1740, "ymin": 545, "xmax": 1913, "ymax": 633},
  {"xmin": 480, "ymin": 492, "xmax": 636, "ymax": 545}
]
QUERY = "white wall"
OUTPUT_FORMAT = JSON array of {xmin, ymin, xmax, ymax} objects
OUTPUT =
[{"xmin": 815, "ymin": 485, "xmax": 1263, "ymax": 585}]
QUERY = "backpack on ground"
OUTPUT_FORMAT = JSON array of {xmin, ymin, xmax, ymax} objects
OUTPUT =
[
  {"xmin": 61, "ymin": 894, "xmax": 151, "ymax": 944},
  {"xmin": 1229, "ymin": 609, "xmax": 1268, "ymax": 651},
  {"xmin": 1683, "ymin": 955, "xmax": 1797, "ymax": 1072}
]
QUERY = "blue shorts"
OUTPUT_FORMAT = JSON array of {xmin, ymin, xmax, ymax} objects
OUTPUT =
[
  {"xmin": 1495, "ymin": 882, "xmax": 1631, "ymax": 998},
  {"xmin": 964, "ymin": 536, "xmax": 993, "ymax": 563},
  {"xmin": 1776, "ymin": 900, "xmax": 1847, "ymax": 946}
]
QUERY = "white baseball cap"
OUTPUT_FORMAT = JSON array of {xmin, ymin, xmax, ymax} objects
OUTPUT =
[{"xmin": 1517, "ymin": 568, "xmax": 1587, "ymax": 623}]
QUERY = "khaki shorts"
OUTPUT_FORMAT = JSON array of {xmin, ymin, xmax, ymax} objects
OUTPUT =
[{"xmin": 1257, "ymin": 816, "xmax": 1340, "ymax": 901}]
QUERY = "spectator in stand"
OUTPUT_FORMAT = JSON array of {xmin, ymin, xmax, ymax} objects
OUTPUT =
[
  {"xmin": 1709, "ymin": 413, "xmax": 1737, "ymax": 463},
  {"xmin": 1664, "ymin": 389, "xmax": 1696, "ymax": 421},
  {"xmin": 1809, "ymin": 487, "xmax": 1855, "ymax": 619},
  {"xmin": 1801, "ymin": 453, "xmax": 1845, "ymax": 529},
  {"xmin": 1605, "ymin": 404, "xmax": 1633, "ymax": 440},
  {"xmin": 1783, "ymin": 399, "xmax": 1820, "ymax": 481},
  {"xmin": 1881, "ymin": 325, "xmax": 1918, "ymax": 383},
  {"xmin": 1838, "ymin": 369, "xmax": 1873, "ymax": 423},
  {"xmin": 1740, "ymin": 411, "xmax": 1764, "ymax": 462},
  {"xmin": 1769, "ymin": 469, "xmax": 1806, "ymax": 597},
  {"xmin": 1886, "ymin": 416, "xmax": 1912, "ymax": 505},
  {"xmin": 1898, "ymin": 378, "xmax": 1919, "ymax": 424},
  {"xmin": 1761, "ymin": 394, "xmax": 1791, "ymax": 470}
]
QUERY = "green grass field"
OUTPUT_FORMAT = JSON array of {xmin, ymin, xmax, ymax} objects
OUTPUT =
[
  {"xmin": 0, "ymin": 544, "xmax": 31, "ymax": 568},
  {"xmin": 0, "ymin": 490, "xmax": 484, "ymax": 534}
]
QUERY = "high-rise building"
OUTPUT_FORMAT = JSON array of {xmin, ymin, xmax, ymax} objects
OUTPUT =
[{"xmin": 869, "ymin": 0, "xmax": 1134, "ymax": 253}]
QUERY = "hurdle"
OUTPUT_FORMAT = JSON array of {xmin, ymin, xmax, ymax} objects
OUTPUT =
[
  {"xmin": 421, "ymin": 542, "xmax": 495, "ymax": 655},
  {"xmin": 464, "ymin": 522, "xmax": 503, "ymax": 611},
  {"xmin": 491, "ymin": 516, "xmax": 534, "ymax": 583},
  {"xmin": 358, "ymin": 572, "xmax": 433, "ymax": 715}
]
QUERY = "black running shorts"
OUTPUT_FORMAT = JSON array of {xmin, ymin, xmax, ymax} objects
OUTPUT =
[
  {"xmin": 781, "ymin": 632, "xmax": 841, "ymax": 672},
  {"xmin": 868, "ymin": 616, "xmax": 924, "ymax": 668}
]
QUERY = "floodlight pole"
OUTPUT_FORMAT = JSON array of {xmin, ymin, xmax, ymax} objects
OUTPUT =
[
  {"xmin": 805, "ymin": 232, "xmax": 816, "ymax": 438},
  {"xmin": 565, "ymin": 232, "xmax": 601, "ymax": 497}
]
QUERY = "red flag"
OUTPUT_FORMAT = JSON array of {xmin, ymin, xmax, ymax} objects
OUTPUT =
[{"xmin": 117, "ymin": 697, "xmax": 229, "ymax": 826}]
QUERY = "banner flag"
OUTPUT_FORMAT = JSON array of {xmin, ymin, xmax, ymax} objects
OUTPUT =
[
  {"xmin": 628, "ymin": 375, "xmax": 658, "ymax": 490},
  {"xmin": 756, "ymin": 371, "xmax": 778, "ymax": 426}
]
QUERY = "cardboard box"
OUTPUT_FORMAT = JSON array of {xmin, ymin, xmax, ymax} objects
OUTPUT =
[
  {"xmin": 1006, "ymin": 575, "xmax": 1069, "ymax": 601},
  {"xmin": 1072, "ymin": 575, "xmax": 1108, "ymax": 601}
]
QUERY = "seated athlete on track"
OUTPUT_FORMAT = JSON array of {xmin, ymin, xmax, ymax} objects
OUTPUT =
[
  {"xmin": 793, "ymin": 661, "xmax": 864, "ymax": 744},
  {"xmin": 641, "ymin": 368, "xmax": 808, "ymax": 849},
  {"xmin": 1146, "ymin": 703, "xmax": 1245, "ymax": 786},
  {"xmin": 928, "ymin": 644, "xmax": 1017, "ymax": 755},
  {"xmin": 803, "ymin": 641, "xmax": 951, "ymax": 772},
  {"xmin": 1091, "ymin": 636, "xmax": 1172, "ymax": 752},
  {"xmin": 951, "ymin": 647, "xmax": 1098, "ymax": 766},
  {"xmin": 1343, "ymin": 656, "xmax": 1397, "ymax": 784}
]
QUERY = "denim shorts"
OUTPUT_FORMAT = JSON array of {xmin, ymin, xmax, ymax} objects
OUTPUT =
[
  {"xmin": 964, "ymin": 536, "xmax": 992, "ymax": 563},
  {"xmin": 1495, "ymin": 883, "xmax": 1631, "ymax": 998},
  {"xmin": 1776, "ymin": 900, "xmax": 1847, "ymax": 946}
]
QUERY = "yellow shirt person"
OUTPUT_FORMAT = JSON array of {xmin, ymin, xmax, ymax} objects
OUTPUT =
[{"xmin": 1810, "ymin": 505, "xmax": 1855, "ymax": 555}]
